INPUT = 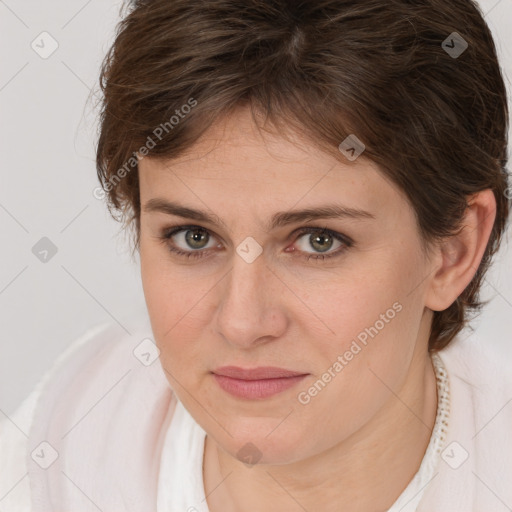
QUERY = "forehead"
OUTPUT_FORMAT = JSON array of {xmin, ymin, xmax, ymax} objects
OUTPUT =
[{"xmin": 138, "ymin": 106, "xmax": 407, "ymax": 219}]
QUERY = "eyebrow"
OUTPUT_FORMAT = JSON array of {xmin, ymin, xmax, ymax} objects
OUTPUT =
[{"xmin": 143, "ymin": 198, "xmax": 375, "ymax": 231}]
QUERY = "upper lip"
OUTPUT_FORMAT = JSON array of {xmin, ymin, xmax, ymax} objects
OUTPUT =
[{"xmin": 212, "ymin": 366, "xmax": 307, "ymax": 380}]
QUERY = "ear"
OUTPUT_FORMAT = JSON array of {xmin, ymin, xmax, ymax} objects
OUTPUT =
[{"xmin": 425, "ymin": 189, "xmax": 497, "ymax": 312}]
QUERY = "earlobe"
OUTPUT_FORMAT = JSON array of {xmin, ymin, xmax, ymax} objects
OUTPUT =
[{"xmin": 425, "ymin": 189, "xmax": 497, "ymax": 312}]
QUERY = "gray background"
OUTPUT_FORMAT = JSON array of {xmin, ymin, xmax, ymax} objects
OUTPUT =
[{"xmin": 1, "ymin": 0, "xmax": 511, "ymax": 416}]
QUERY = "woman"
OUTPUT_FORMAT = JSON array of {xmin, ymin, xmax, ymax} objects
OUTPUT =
[{"xmin": 1, "ymin": 0, "xmax": 511, "ymax": 510}]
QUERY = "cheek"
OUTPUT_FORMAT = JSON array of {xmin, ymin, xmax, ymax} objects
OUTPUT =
[
  {"xmin": 301, "ymin": 258, "xmax": 412, "ymax": 356},
  {"xmin": 293, "ymin": 288, "xmax": 420, "ymax": 445},
  {"xmin": 140, "ymin": 233, "xmax": 191, "ymax": 321},
  {"xmin": 140, "ymin": 244, "xmax": 169, "ymax": 329},
  {"xmin": 140, "ymin": 241, "xmax": 214, "ymax": 378},
  {"xmin": 301, "ymin": 248, "xmax": 426, "ymax": 396}
]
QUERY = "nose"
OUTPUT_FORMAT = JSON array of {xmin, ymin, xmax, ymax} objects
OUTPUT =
[{"xmin": 214, "ymin": 248, "xmax": 288, "ymax": 349}]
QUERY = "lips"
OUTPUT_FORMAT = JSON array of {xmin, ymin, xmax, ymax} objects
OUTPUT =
[
  {"xmin": 211, "ymin": 366, "xmax": 309, "ymax": 399},
  {"xmin": 212, "ymin": 366, "xmax": 307, "ymax": 380}
]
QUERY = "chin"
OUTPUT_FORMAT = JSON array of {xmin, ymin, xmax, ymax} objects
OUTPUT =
[{"xmin": 214, "ymin": 421, "xmax": 309, "ymax": 466}]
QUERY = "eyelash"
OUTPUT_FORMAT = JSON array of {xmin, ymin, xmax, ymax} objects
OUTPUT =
[{"xmin": 157, "ymin": 225, "xmax": 353, "ymax": 262}]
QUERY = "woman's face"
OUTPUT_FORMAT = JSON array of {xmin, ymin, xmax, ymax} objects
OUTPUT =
[{"xmin": 138, "ymin": 106, "xmax": 437, "ymax": 465}]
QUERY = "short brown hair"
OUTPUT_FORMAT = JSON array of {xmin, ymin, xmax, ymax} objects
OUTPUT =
[{"xmin": 95, "ymin": 0, "xmax": 510, "ymax": 351}]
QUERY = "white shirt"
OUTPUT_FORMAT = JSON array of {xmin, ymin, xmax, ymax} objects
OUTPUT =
[{"xmin": 1, "ymin": 312, "xmax": 511, "ymax": 511}]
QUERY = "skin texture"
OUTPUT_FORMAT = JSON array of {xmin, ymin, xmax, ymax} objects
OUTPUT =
[{"xmin": 138, "ymin": 106, "xmax": 496, "ymax": 512}]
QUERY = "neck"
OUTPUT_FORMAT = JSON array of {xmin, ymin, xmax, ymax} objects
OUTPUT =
[{"xmin": 203, "ymin": 345, "xmax": 438, "ymax": 512}]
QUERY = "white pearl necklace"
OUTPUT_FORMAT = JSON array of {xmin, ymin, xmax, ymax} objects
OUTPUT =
[
  {"xmin": 387, "ymin": 352, "xmax": 451, "ymax": 511},
  {"xmin": 430, "ymin": 352, "xmax": 451, "ymax": 460}
]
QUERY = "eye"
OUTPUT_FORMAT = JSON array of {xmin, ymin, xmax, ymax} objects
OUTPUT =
[
  {"xmin": 159, "ymin": 225, "xmax": 220, "ymax": 259},
  {"xmin": 291, "ymin": 227, "xmax": 353, "ymax": 261},
  {"xmin": 157, "ymin": 225, "xmax": 353, "ymax": 262}
]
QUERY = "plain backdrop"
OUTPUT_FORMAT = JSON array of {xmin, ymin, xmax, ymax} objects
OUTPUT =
[{"xmin": 1, "ymin": 0, "xmax": 511, "ymax": 416}]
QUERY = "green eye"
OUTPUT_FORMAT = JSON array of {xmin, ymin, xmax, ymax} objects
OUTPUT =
[{"xmin": 159, "ymin": 225, "xmax": 353, "ymax": 262}]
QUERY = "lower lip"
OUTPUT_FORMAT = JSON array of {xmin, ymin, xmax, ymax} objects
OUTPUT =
[{"xmin": 212, "ymin": 374, "xmax": 308, "ymax": 399}]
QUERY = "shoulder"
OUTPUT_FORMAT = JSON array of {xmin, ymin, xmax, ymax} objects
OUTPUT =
[
  {"xmin": 416, "ymin": 331, "xmax": 512, "ymax": 511},
  {"xmin": 436, "ymin": 330, "xmax": 512, "ymax": 458},
  {"xmin": 0, "ymin": 382, "xmax": 40, "ymax": 510},
  {"xmin": 0, "ymin": 319, "xmax": 119, "ymax": 500},
  {"xmin": 437, "ymin": 330, "xmax": 512, "ymax": 396},
  {"xmin": 0, "ymin": 320, "xmax": 112, "ymax": 510},
  {"xmin": 0, "ymin": 309, "xmax": 166, "ymax": 510}
]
